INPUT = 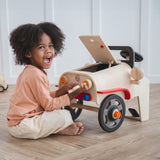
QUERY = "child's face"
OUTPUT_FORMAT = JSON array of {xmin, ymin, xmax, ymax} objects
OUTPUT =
[{"xmin": 27, "ymin": 33, "xmax": 55, "ymax": 70}]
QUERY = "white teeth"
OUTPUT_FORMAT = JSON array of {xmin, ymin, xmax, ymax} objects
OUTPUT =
[{"xmin": 44, "ymin": 58, "xmax": 50, "ymax": 64}]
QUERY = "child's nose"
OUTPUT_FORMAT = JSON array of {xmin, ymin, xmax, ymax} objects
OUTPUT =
[{"xmin": 46, "ymin": 47, "xmax": 51, "ymax": 53}]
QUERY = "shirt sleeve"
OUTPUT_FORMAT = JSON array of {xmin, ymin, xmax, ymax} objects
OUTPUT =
[
  {"xmin": 26, "ymin": 72, "xmax": 70, "ymax": 111},
  {"xmin": 50, "ymin": 91, "xmax": 56, "ymax": 98}
]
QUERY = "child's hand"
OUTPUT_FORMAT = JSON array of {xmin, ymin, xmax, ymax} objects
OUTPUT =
[
  {"xmin": 68, "ymin": 83, "xmax": 88, "ymax": 100},
  {"xmin": 75, "ymin": 83, "xmax": 88, "ymax": 94},
  {"xmin": 55, "ymin": 82, "xmax": 80, "ymax": 97},
  {"xmin": 63, "ymin": 82, "xmax": 80, "ymax": 93}
]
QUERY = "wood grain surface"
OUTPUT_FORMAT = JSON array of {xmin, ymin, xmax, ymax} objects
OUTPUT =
[{"xmin": 0, "ymin": 84, "xmax": 159, "ymax": 160}]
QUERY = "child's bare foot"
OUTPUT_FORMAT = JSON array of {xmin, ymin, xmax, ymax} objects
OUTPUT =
[{"xmin": 57, "ymin": 122, "xmax": 84, "ymax": 136}]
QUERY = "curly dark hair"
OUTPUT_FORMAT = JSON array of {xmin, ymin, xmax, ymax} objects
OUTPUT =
[{"xmin": 10, "ymin": 22, "xmax": 65, "ymax": 65}]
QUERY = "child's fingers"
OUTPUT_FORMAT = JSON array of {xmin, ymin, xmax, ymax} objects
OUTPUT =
[
  {"xmin": 70, "ymin": 82, "xmax": 80, "ymax": 88},
  {"xmin": 77, "ymin": 83, "xmax": 88, "ymax": 92},
  {"xmin": 68, "ymin": 85, "xmax": 80, "ymax": 94},
  {"xmin": 68, "ymin": 82, "xmax": 88, "ymax": 94},
  {"xmin": 82, "ymin": 83, "xmax": 88, "ymax": 90},
  {"xmin": 66, "ymin": 82, "xmax": 79, "ymax": 90},
  {"xmin": 82, "ymin": 82, "xmax": 88, "ymax": 89}
]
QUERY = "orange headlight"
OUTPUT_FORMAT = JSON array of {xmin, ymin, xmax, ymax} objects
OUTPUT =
[
  {"xmin": 60, "ymin": 76, "xmax": 67, "ymax": 84},
  {"xmin": 82, "ymin": 79, "xmax": 92, "ymax": 89}
]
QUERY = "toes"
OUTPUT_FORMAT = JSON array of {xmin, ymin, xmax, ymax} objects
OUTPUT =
[
  {"xmin": 76, "ymin": 123, "xmax": 84, "ymax": 135},
  {"xmin": 57, "ymin": 122, "xmax": 84, "ymax": 136},
  {"xmin": 77, "ymin": 127, "xmax": 83, "ymax": 135},
  {"xmin": 71, "ymin": 122, "xmax": 84, "ymax": 135},
  {"xmin": 75, "ymin": 122, "xmax": 83, "ymax": 128}
]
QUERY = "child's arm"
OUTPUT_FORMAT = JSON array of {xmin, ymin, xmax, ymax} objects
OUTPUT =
[
  {"xmin": 41, "ymin": 83, "xmax": 87, "ymax": 111},
  {"xmin": 29, "ymin": 73, "xmax": 88, "ymax": 111},
  {"xmin": 28, "ymin": 73, "xmax": 70, "ymax": 111},
  {"xmin": 50, "ymin": 91, "xmax": 56, "ymax": 98}
]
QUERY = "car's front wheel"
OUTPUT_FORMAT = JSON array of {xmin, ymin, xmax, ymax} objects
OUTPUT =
[{"xmin": 64, "ymin": 100, "xmax": 83, "ymax": 121}]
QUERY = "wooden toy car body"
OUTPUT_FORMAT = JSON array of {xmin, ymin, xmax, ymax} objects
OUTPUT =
[
  {"xmin": 0, "ymin": 72, "xmax": 8, "ymax": 92},
  {"xmin": 59, "ymin": 36, "xmax": 150, "ymax": 132}
]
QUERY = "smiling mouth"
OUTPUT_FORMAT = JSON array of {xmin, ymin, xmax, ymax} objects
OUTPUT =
[{"xmin": 44, "ymin": 58, "xmax": 51, "ymax": 64}]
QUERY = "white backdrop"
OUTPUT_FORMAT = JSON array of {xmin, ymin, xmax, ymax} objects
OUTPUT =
[{"xmin": 0, "ymin": 0, "xmax": 160, "ymax": 84}]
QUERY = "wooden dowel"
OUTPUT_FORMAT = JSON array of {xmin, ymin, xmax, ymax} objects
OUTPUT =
[{"xmin": 70, "ymin": 103, "xmax": 99, "ymax": 112}]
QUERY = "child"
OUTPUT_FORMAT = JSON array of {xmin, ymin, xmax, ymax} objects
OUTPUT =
[{"xmin": 7, "ymin": 22, "xmax": 88, "ymax": 139}]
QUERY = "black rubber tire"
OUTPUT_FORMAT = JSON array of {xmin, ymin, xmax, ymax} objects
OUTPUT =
[
  {"xmin": 98, "ymin": 94, "xmax": 125, "ymax": 132},
  {"xmin": 64, "ymin": 100, "xmax": 83, "ymax": 121}
]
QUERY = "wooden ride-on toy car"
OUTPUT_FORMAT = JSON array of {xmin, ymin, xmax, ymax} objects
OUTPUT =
[
  {"xmin": 0, "ymin": 72, "xmax": 8, "ymax": 92},
  {"xmin": 59, "ymin": 35, "xmax": 149, "ymax": 132}
]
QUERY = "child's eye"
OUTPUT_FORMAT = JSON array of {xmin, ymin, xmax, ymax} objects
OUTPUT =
[
  {"xmin": 49, "ymin": 44, "xmax": 54, "ymax": 48},
  {"xmin": 39, "ymin": 46, "xmax": 44, "ymax": 49}
]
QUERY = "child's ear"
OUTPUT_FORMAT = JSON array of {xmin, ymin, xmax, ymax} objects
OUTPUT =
[{"xmin": 25, "ymin": 52, "xmax": 32, "ymax": 58}]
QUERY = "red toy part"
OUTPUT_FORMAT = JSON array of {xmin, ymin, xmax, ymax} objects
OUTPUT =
[
  {"xmin": 97, "ymin": 88, "xmax": 131, "ymax": 100},
  {"xmin": 75, "ymin": 93, "xmax": 92, "ymax": 101},
  {"xmin": 100, "ymin": 45, "xmax": 104, "ymax": 48}
]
